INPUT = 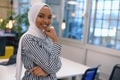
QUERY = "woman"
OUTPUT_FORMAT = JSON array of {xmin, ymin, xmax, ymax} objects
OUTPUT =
[{"xmin": 16, "ymin": 2, "xmax": 62, "ymax": 80}]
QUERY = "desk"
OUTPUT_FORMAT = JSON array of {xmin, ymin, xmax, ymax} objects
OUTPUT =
[
  {"xmin": 57, "ymin": 57, "xmax": 89, "ymax": 79},
  {"xmin": 0, "ymin": 57, "xmax": 89, "ymax": 80}
]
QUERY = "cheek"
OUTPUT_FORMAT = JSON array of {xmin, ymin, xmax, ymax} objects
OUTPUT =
[
  {"xmin": 36, "ymin": 18, "xmax": 41, "ymax": 26},
  {"xmin": 35, "ymin": 19, "xmax": 43, "ymax": 30}
]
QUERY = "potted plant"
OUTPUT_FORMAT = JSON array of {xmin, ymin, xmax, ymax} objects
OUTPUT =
[{"xmin": 0, "ymin": 9, "xmax": 29, "ymax": 39}]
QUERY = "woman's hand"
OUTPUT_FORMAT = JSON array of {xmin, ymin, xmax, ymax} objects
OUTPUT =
[
  {"xmin": 29, "ymin": 66, "xmax": 48, "ymax": 77},
  {"xmin": 44, "ymin": 27, "xmax": 58, "ymax": 43}
]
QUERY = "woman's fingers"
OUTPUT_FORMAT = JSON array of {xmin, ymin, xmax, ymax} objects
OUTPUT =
[{"xmin": 29, "ymin": 66, "xmax": 48, "ymax": 76}]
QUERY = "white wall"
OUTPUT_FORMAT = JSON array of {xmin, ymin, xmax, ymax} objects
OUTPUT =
[
  {"xmin": 61, "ymin": 43, "xmax": 120, "ymax": 80},
  {"xmin": 61, "ymin": 44, "xmax": 83, "ymax": 63}
]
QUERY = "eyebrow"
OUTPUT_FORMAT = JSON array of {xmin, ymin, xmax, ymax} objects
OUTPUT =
[{"xmin": 38, "ymin": 13, "xmax": 52, "ymax": 16}]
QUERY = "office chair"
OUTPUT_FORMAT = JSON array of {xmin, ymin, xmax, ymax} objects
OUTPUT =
[
  {"xmin": 0, "ymin": 37, "xmax": 7, "ymax": 56},
  {"xmin": 81, "ymin": 65, "xmax": 100, "ymax": 80},
  {"xmin": 109, "ymin": 64, "xmax": 120, "ymax": 80}
]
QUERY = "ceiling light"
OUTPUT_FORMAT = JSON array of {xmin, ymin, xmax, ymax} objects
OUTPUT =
[{"xmin": 67, "ymin": 1, "xmax": 78, "ymax": 5}]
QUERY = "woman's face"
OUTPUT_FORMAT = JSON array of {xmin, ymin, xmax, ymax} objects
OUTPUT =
[{"xmin": 36, "ymin": 6, "xmax": 52, "ymax": 31}]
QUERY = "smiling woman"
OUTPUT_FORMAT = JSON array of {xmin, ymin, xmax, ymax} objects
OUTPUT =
[{"xmin": 16, "ymin": 2, "xmax": 62, "ymax": 80}]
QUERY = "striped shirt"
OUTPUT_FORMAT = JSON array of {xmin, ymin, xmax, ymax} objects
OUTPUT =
[{"xmin": 21, "ymin": 34, "xmax": 62, "ymax": 80}]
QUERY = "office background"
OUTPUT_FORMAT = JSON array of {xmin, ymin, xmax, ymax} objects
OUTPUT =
[{"xmin": 0, "ymin": 0, "xmax": 120, "ymax": 80}]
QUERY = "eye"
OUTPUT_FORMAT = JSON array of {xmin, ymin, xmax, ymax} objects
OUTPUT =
[
  {"xmin": 48, "ymin": 15, "xmax": 52, "ymax": 19},
  {"xmin": 38, "ymin": 14, "xmax": 44, "ymax": 18}
]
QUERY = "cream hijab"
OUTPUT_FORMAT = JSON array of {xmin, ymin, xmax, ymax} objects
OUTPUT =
[{"xmin": 16, "ymin": 3, "xmax": 52, "ymax": 80}]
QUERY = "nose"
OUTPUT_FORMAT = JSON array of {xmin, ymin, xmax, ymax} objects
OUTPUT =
[{"xmin": 44, "ymin": 17, "xmax": 50, "ymax": 24}]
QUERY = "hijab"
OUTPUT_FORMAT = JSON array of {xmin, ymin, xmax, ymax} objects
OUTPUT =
[{"xmin": 16, "ymin": 3, "xmax": 52, "ymax": 80}]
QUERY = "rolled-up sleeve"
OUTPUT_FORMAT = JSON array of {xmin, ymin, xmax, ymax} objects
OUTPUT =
[{"xmin": 22, "ymin": 35, "xmax": 62, "ymax": 74}]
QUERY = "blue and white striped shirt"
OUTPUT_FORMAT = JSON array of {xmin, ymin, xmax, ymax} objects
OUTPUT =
[{"xmin": 21, "ymin": 34, "xmax": 62, "ymax": 80}]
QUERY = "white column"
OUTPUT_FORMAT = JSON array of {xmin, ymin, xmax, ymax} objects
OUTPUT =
[
  {"xmin": 30, "ymin": 0, "xmax": 45, "ymax": 6},
  {"xmin": 13, "ymin": 0, "xmax": 19, "ymax": 17}
]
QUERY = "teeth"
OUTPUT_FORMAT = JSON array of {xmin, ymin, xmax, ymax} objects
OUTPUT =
[{"xmin": 43, "ymin": 25, "xmax": 47, "ymax": 27}]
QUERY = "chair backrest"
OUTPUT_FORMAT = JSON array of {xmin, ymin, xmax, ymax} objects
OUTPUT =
[
  {"xmin": 0, "ymin": 37, "xmax": 7, "ymax": 56},
  {"xmin": 109, "ymin": 64, "xmax": 120, "ymax": 80},
  {"xmin": 82, "ymin": 65, "xmax": 100, "ymax": 80}
]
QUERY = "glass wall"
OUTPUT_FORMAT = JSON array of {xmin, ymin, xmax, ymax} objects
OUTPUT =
[
  {"xmin": 61, "ymin": 0, "xmax": 120, "ymax": 50},
  {"xmin": 17, "ymin": 0, "xmax": 120, "ymax": 50},
  {"xmin": 88, "ymin": 0, "xmax": 120, "ymax": 50},
  {"xmin": 62, "ymin": 0, "xmax": 86, "ymax": 40}
]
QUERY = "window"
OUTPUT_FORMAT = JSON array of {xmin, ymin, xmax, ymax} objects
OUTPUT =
[
  {"xmin": 62, "ymin": 0, "xmax": 86, "ymax": 40},
  {"xmin": 88, "ymin": 0, "xmax": 120, "ymax": 50},
  {"xmin": 19, "ymin": 0, "xmax": 30, "ymax": 32}
]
